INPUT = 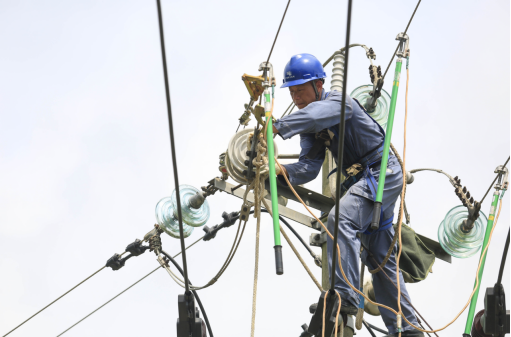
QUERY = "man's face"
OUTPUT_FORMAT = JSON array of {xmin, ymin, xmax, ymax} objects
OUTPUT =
[{"xmin": 289, "ymin": 80, "xmax": 322, "ymax": 109}]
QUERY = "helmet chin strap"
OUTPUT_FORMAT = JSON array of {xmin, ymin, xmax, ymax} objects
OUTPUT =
[{"xmin": 311, "ymin": 81, "xmax": 320, "ymax": 101}]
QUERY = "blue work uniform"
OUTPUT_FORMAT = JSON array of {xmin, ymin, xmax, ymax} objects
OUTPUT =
[{"xmin": 273, "ymin": 90, "xmax": 419, "ymax": 334}]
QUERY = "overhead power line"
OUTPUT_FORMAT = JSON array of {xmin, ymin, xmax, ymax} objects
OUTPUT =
[
  {"xmin": 266, "ymin": 0, "xmax": 291, "ymax": 65},
  {"xmin": 2, "ymin": 265, "xmax": 106, "ymax": 337},
  {"xmin": 155, "ymin": 0, "xmax": 191, "ymax": 293},
  {"xmin": 55, "ymin": 236, "xmax": 204, "ymax": 336},
  {"xmin": 56, "ymin": 267, "xmax": 160, "ymax": 337},
  {"xmin": 331, "ymin": 0, "xmax": 353, "ymax": 291},
  {"xmin": 382, "ymin": 0, "xmax": 422, "ymax": 81}
]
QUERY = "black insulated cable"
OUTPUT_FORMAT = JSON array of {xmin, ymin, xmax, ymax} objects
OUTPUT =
[
  {"xmin": 155, "ymin": 0, "xmax": 191, "ymax": 293},
  {"xmin": 265, "ymin": 0, "xmax": 291, "ymax": 65},
  {"xmin": 161, "ymin": 250, "xmax": 214, "ymax": 337},
  {"xmin": 259, "ymin": 209, "xmax": 317, "ymax": 259},
  {"xmin": 331, "ymin": 0, "xmax": 353, "ymax": 291},
  {"xmin": 362, "ymin": 320, "xmax": 377, "ymax": 337},
  {"xmin": 497, "ymin": 228, "xmax": 510, "ymax": 286},
  {"xmin": 364, "ymin": 320, "xmax": 389, "ymax": 335},
  {"xmin": 382, "ymin": 0, "xmax": 421, "ymax": 81}
]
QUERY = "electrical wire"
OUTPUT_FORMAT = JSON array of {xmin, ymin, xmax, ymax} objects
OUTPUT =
[
  {"xmin": 364, "ymin": 320, "xmax": 389, "ymax": 335},
  {"xmin": 54, "ymin": 237, "xmax": 206, "ymax": 336},
  {"xmin": 2, "ymin": 265, "xmax": 107, "ymax": 337},
  {"xmin": 155, "ymin": 0, "xmax": 191, "ymax": 293},
  {"xmin": 331, "ymin": 0, "xmax": 353, "ymax": 292},
  {"xmin": 160, "ymin": 250, "xmax": 214, "ymax": 337},
  {"xmin": 258, "ymin": 209, "xmax": 317, "ymax": 259},
  {"xmin": 265, "ymin": 0, "xmax": 291, "ymax": 65},
  {"xmin": 408, "ymin": 168, "xmax": 456, "ymax": 186},
  {"xmin": 480, "ymin": 156, "xmax": 510, "ymax": 204},
  {"xmin": 55, "ymin": 267, "xmax": 160, "ymax": 337},
  {"xmin": 382, "ymin": 0, "xmax": 421, "ymax": 81},
  {"xmin": 362, "ymin": 320, "xmax": 377, "ymax": 337},
  {"xmin": 496, "ymin": 228, "xmax": 510, "ymax": 286}
]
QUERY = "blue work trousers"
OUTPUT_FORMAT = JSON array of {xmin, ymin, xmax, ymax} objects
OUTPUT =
[{"xmin": 326, "ymin": 156, "xmax": 419, "ymax": 334}]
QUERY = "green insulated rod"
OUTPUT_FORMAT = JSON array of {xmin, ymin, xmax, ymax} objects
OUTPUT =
[
  {"xmin": 265, "ymin": 86, "xmax": 283, "ymax": 275},
  {"xmin": 464, "ymin": 191, "xmax": 500, "ymax": 334},
  {"xmin": 370, "ymin": 58, "xmax": 403, "ymax": 230}
]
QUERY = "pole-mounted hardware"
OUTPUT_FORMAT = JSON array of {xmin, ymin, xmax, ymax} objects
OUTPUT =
[
  {"xmin": 301, "ymin": 290, "xmax": 341, "ymax": 337},
  {"xmin": 144, "ymin": 225, "xmax": 164, "ymax": 254},
  {"xmin": 451, "ymin": 176, "xmax": 482, "ymax": 233},
  {"xmin": 105, "ymin": 238, "xmax": 150, "ymax": 271},
  {"xmin": 243, "ymin": 127, "xmax": 259, "ymax": 181},
  {"xmin": 238, "ymin": 74, "xmax": 265, "ymax": 128},
  {"xmin": 479, "ymin": 284, "xmax": 510, "ymax": 336},
  {"xmin": 370, "ymin": 32, "xmax": 409, "ymax": 231},
  {"xmin": 218, "ymin": 153, "xmax": 229, "ymax": 180},
  {"xmin": 464, "ymin": 165, "xmax": 509, "ymax": 334},
  {"xmin": 187, "ymin": 184, "xmax": 218, "ymax": 210},
  {"xmin": 203, "ymin": 211, "xmax": 240, "ymax": 241},
  {"xmin": 177, "ymin": 293, "xmax": 204, "ymax": 337},
  {"xmin": 365, "ymin": 67, "xmax": 383, "ymax": 112}
]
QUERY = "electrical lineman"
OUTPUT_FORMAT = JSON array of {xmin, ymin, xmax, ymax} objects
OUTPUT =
[{"xmin": 272, "ymin": 53, "xmax": 422, "ymax": 336}]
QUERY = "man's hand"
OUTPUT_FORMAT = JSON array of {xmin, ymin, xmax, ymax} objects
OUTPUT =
[
  {"xmin": 272, "ymin": 125, "xmax": 279, "ymax": 134},
  {"xmin": 275, "ymin": 164, "xmax": 288, "ymax": 177}
]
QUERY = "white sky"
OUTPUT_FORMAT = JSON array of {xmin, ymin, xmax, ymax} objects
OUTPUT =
[{"xmin": 0, "ymin": 1, "xmax": 509, "ymax": 336}]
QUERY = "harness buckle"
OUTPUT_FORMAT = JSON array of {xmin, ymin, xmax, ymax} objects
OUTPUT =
[{"xmin": 346, "ymin": 163, "xmax": 364, "ymax": 177}]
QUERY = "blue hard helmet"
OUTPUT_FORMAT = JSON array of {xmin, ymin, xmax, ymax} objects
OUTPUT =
[{"xmin": 281, "ymin": 53, "xmax": 326, "ymax": 88}]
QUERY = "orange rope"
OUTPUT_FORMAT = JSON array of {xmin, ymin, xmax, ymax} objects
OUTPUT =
[
  {"xmin": 275, "ymin": 157, "xmax": 504, "ymax": 334},
  {"xmin": 396, "ymin": 61, "xmax": 410, "ymax": 336}
]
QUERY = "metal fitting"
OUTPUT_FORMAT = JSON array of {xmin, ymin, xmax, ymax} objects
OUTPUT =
[
  {"xmin": 395, "ymin": 32, "xmax": 410, "ymax": 59},
  {"xmin": 494, "ymin": 165, "xmax": 509, "ymax": 191}
]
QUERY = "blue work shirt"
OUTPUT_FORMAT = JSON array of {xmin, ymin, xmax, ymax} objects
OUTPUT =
[{"xmin": 273, "ymin": 90, "xmax": 384, "ymax": 186}]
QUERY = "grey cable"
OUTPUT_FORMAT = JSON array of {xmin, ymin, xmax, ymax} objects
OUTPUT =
[
  {"xmin": 55, "ymin": 267, "xmax": 160, "ymax": 337},
  {"xmin": 54, "ymin": 237, "xmax": 205, "ymax": 336},
  {"xmin": 408, "ymin": 168, "xmax": 456, "ymax": 186},
  {"xmin": 2, "ymin": 266, "xmax": 106, "ymax": 337}
]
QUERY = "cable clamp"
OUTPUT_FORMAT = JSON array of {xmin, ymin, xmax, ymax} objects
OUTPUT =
[
  {"xmin": 239, "ymin": 201, "xmax": 254, "ymax": 222},
  {"xmin": 395, "ymin": 32, "xmax": 410, "ymax": 59},
  {"xmin": 203, "ymin": 211, "xmax": 240, "ymax": 241},
  {"xmin": 494, "ymin": 165, "xmax": 509, "ymax": 191}
]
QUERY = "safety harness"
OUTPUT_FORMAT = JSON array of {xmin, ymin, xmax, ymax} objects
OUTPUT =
[{"xmin": 305, "ymin": 96, "xmax": 394, "ymax": 234}]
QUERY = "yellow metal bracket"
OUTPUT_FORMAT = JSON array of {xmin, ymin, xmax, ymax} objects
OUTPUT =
[{"xmin": 242, "ymin": 74, "xmax": 264, "ymax": 101}]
